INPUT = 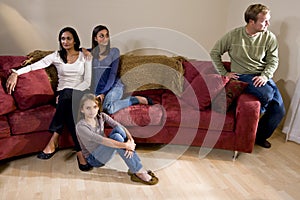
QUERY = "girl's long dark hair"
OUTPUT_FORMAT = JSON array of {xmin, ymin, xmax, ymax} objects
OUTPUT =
[
  {"xmin": 91, "ymin": 25, "xmax": 110, "ymax": 58},
  {"xmin": 58, "ymin": 27, "xmax": 81, "ymax": 63}
]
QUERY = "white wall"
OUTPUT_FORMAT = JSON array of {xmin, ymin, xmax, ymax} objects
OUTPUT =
[
  {"xmin": 0, "ymin": 0, "xmax": 299, "ymax": 127},
  {"xmin": 0, "ymin": 0, "xmax": 229, "ymax": 58}
]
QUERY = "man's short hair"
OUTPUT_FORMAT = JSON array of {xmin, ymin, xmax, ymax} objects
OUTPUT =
[{"xmin": 244, "ymin": 4, "xmax": 270, "ymax": 23}]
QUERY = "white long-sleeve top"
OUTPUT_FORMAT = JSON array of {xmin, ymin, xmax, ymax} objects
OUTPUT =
[{"xmin": 15, "ymin": 51, "xmax": 91, "ymax": 91}]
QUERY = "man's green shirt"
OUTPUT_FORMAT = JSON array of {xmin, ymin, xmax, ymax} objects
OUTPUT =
[{"xmin": 210, "ymin": 26, "xmax": 279, "ymax": 80}]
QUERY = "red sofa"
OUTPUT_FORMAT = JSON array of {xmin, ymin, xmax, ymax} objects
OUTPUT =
[{"xmin": 0, "ymin": 52, "xmax": 261, "ymax": 161}]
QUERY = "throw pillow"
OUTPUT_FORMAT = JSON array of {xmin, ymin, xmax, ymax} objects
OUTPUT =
[
  {"xmin": 119, "ymin": 55, "xmax": 185, "ymax": 95},
  {"xmin": 212, "ymin": 79, "xmax": 248, "ymax": 113},
  {"xmin": 183, "ymin": 61, "xmax": 218, "ymax": 81},
  {"xmin": 0, "ymin": 79, "xmax": 16, "ymax": 115},
  {"xmin": 180, "ymin": 73, "xmax": 229, "ymax": 110},
  {"xmin": 0, "ymin": 56, "xmax": 27, "ymax": 79},
  {"xmin": 13, "ymin": 69, "xmax": 55, "ymax": 110}
]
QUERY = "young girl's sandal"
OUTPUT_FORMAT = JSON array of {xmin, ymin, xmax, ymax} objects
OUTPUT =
[
  {"xmin": 130, "ymin": 172, "xmax": 159, "ymax": 185},
  {"xmin": 127, "ymin": 170, "xmax": 155, "ymax": 177}
]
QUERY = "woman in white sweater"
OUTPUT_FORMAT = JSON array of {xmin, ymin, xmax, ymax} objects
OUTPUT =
[{"xmin": 6, "ymin": 27, "xmax": 93, "ymax": 171}]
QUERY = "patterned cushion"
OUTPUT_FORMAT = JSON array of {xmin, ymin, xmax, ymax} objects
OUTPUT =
[
  {"xmin": 119, "ymin": 55, "xmax": 185, "ymax": 95},
  {"xmin": 212, "ymin": 79, "xmax": 248, "ymax": 113},
  {"xmin": 111, "ymin": 104, "xmax": 164, "ymax": 127}
]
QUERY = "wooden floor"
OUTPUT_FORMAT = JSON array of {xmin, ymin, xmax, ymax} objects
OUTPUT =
[{"xmin": 0, "ymin": 129, "xmax": 299, "ymax": 200}]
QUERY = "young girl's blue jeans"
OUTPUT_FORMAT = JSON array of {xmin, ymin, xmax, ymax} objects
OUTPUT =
[{"xmin": 86, "ymin": 126, "xmax": 143, "ymax": 173}]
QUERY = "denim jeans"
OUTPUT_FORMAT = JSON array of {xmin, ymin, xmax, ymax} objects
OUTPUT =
[
  {"xmin": 103, "ymin": 81, "xmax": 139, "ymax": 114},
  {"xmin": 86, "ymin": 126, "xmax": 143, "ymax": 173},
  {"xmin": 238, "ymin": 74, "xmax": 286, "ymax": 141}
]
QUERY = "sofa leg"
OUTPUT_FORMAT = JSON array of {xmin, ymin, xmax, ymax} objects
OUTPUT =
[{"xmin": 232, "ymin": 151, "xmax": 239, "ymax": 161}]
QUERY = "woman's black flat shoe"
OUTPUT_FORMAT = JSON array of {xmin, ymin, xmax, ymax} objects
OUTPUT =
[
  {"xmin": 77, "ymin": 157, "xmax": 93, "ymax": 171},
  {"xmin": 37, "ymin": 148, "xmax": 58, "ymax": 160}
]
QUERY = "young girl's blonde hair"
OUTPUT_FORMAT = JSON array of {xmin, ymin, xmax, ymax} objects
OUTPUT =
[{"xmin": 77, "ymin": 93, "xmax": 102, "ymax": 122}]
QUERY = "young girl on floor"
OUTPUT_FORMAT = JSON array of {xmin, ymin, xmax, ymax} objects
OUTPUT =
[{"xmin": 75, "ymin": 93, "xmax": 158, "ymax": 185}]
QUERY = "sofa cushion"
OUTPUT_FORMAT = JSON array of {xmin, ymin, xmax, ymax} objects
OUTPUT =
[
  {"xmin": 212, "ymin": 79, "xmax": 249, "ymax": 113},
  {"xmin": 0, "ymin": 79, "xmax": 16, "ymax": 115},
  {"xmin": 0, "ymin": 115, "xmax": 10, "ymax": 139},
  {"xmin": 162, "ymin": 93, "xmax": 235, "ymax": 131},
  {"xmin": 8, "ymin": 104, "xmax": 56, "ymax": 135},
  {"xmin": 180, "ymin": 73, "xmax": 229, "ymax": 110},
  {"xmin": 111, "ymin": 104, "xmax": 164, "ymax": 127}
]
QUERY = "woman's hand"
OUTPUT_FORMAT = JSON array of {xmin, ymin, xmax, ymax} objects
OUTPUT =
[
  {"xmin": 56, "ymin": 95, "xmax": 60, "ymax": 104},
  {"xmin": 6, "ymin": 72, "xmax": 18, "ymax": 94},
  {"xmin": 82, "ymin": 48, "xmax": 92, "ymax": 60}
]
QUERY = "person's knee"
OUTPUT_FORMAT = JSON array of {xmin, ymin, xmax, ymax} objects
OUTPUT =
[
  {"xmin": 262, "ymin": 92, "xmax": 274, "ymax": 104},
  {"xmin": 270, "ymin": 101, "xmax": 286, "ymax": 121},
  {"xmin": 277, "ymin": 104, "xmax": 286, "ymax": 119},
  {"xmin": 110, "ymin": 133, "xmax": 125, "ymax": 142}
]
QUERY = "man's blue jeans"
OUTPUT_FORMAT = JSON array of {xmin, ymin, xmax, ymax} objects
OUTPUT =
[
  {"xmin": 103, "ymin": 82, "xmax": 139, "ymax": 114},
  {"xmin": 86, "ymin": 126, "xmax": 143, "ymax": 173},
  {"xmin": 238, "ymin": 74, "xmax": 285, "ymax": 142}
]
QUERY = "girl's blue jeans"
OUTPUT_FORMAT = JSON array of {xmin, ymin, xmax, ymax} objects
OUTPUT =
[
  {"xmin": 238, "ymin": 74, "xmax": 285, "ymax": 141},
  {"xmin": 86, "ymin": 126, "xmax": 143, "ymax": 173}
]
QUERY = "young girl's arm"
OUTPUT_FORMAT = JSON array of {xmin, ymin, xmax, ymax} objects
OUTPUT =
[
  {"xmin": 101, "ymin": 137, "xmax": 135, "ymax": 151},
  {"xmin": 102, "ymin": 113, "xmax": 135, "ymax": 142},
  {"xmin": 76, "ymin": 121, "xmax": 135, "ymax": 151},
  {"xmin": 122, "ymin": 126, "xmax": 134, "ymax": 141}
]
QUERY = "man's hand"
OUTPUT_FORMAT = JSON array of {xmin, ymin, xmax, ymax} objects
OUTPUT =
[
  {"xmin": 252, "ymin": 76, "xmax": 268, "ymax": 87},
  {"xmin": 225, "ymin": 72, "xmax": 239, "ymax": 79},
  {"xmin": 6, "ymin": 72, "xmax": 18, "ymax": 94}
]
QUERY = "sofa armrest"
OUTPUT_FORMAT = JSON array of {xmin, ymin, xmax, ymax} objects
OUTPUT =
[{"xmin": 234, "ymin": 93, "xmax": 261, "ymax": 153}]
